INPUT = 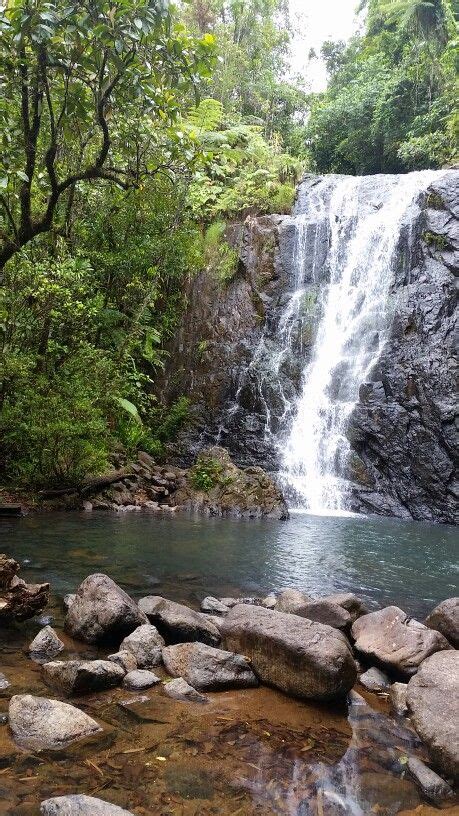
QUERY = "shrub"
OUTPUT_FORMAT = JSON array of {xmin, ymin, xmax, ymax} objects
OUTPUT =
[{"xmin": 189, "ymin": 457, "xmax": 223, "ymax": 492}]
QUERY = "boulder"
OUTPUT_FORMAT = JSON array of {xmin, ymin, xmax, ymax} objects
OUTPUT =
[
  {"xmin": 322, "ymin": 592, "xmax": 369, "ymax": 622},
  {"xmin": 40, "ymin": 794, "xmax": 134, "ymax": 815},
  {"xmin": 275, "ymin": 588, "xmax": 312, "ymax": 614},
  {"xmin": 0, "ymin": 554, "xmax": 49, "ymax": 623},
  {"xmin": 122, "ymin": 669, "xmax": 160, "ymax": 690},
  {"xmin": 222, "ymin": 604, "xmax": 357, "ymax": 701},
  {"xmin": 200, "ymin": 596, "xmax": 230, "ymax": 615},
  {"xmin": 163, "ymin": 677, "xmax": 208, "ymax": 704},
  {"xmin": 390, "ymin": 682, "xmax": 408, "ymax": 716},
  {"xmin": 107, "ymin": 651, "xmax": 137, "ymax": 673},
  {"xmin": 358, "ymin": 666, "xmax": 391, "ymax": 692},
  {"xmin": 425, "ymin": 597, "xmax": 459, "ymax": 648},
  {"xmin": 63, "ymin": 594, "xmax": 76, "ymax": 611},
  {"xmin": 0, "ymin": 672, "xmax": 10, "ymax": 690},
  {"xmin": 119, "ymin": 624, "xmax": 164, "ymax": 668},
  {"xmin": 138, "ymin": 596, "xmax": 220, "ymax": 646},
  {"xmin": 351, "ymin": 606, "xmax": 451, "ymax": 677},
  {"xmin": 9, "ymin": 694, "xmax": 101, "ymax": 750},
  {"xmin": 42, "ymin": 659, "xmax": 124, "ymax": 695},
  {"xmin": 407, "ymin": 757, "xmax": 454, "ymax": 804},
  {"xmin": 162, "ymin": 642, "xmax": 258, "ymax": 691},
  {"xmin": 28, "ymin": 626, "xmax": 65, "ymax": 662},
  {"xmin": 298, "ymin": 599, "xmax": 352, "ymax": 631},
  {"xmin": 65, "ymin": 573, "xmax": 147, "ymax": 644},
  {"xmin": 406, "ymin": 651, "xmax": 459, "ymax": 780}
]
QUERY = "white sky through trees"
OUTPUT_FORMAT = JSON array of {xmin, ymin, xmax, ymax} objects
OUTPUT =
[{"xmin": 289, "ymin": 0, "xmax": 361, "ymax": 90}]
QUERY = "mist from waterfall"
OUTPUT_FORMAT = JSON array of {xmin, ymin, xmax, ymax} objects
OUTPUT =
[{"xmin": 278, "ymin": 170, "xmax": 441, "ymax": 515}]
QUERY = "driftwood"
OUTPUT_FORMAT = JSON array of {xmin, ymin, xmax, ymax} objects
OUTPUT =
[
  {"xmin": 38, "ymin": 468, "xmax": 134, "ymax": 501},
  {"xmin": 0, "ymin": 554, "xmax": 49, "ymax": 623},
  {"xmin": 0, "ymin": 504, "xmax": 22, "ymax": 517}
]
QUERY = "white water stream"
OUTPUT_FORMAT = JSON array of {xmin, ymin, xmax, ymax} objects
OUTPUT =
[{"xmin": 278, "ymin": 171, "xmax": 440, "ymax": 514}]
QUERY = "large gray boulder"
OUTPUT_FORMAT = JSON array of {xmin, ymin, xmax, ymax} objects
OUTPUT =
[
  {"xmin": 138, "ymin": 596, "xmax": 220, "ymax": 646},
  {"xmin": 351, "ymin": 606, "xmax": 451, "ymax": 677},
  {"xmin": 298, "ymin": 599, "xmax": 352, "ymax": 631},
  {"xmin": 222, "ymin": 604, "xmax": 357, "ymax": 701},
  {"xmin": 42, "ymin": 660, "xmax": 124, "ymax": 695},
  {"xmin": 65, "ymin": 574, "xmax": 147, "ymax": 644},
  {"xmin": 406, "ymin": 651, "xmax": 459, "ymax": 781},
  {"xmin": 9, "ymin": 694, "xmax": 101, "ymax": 750},
  {"xmin": 425, "ymin": 597, "xmax": 459, "ymax": 648},
  {"xmin": 162, "ymin": 642, "xmax": 258, "ymax": 691},
  {"xmin": 40, "ymin": 795, "xmax": 134, "ymax": 815},
  {"xmin": 119, "ymin": 624, "xmax": 164, "ymax": 668},
  {"xmin": 28, "ymin": 625, "xmax": 65, "ymax": 662},
  {"xmin": 321, "ymin": 592, "xmax": 369, "ymax": 622}
]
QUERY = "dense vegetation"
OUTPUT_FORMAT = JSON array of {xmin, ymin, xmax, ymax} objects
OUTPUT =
[{"xmin": 0, "ymin": 0, "xmax": 456, "ymax": 489}]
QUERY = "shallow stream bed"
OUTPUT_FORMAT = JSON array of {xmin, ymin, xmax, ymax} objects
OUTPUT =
[{"xmin": 0, "ymin": 511, "xmax": 458, "ymax": 815}]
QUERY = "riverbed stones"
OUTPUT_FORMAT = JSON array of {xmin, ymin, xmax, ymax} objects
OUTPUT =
[
  {"xmin": 390, "ymin": 682, "xmax": 408, "ymax": 716},
  {"xmin": 28, "ymin": 625, "xmax": 65, "ymax": 662},
  {"xmin": 40, "ymin": 794, "xmax": 135, "ymax": 815},
  {"xmin": 222, "ymin": 604, "xmax": 357, "ymax": 701},
  {"xmin": 359, "ymin": 666, "xmax": 391, "ymax": 692},
  {"xmin": 407, "ymin": 757, "xmax": 454, "ymax": 804},
  {"xmin": 162, "ymin": 642, "xmax": 258, "ymax": 691},
  {"xmin": 138, "ymin": 596, "xmax": 220, "ymax": 646},
  {"xmin": 122, "ymin": 669, "xmax": 160, "ymax": 690},
  {"xmin": 298, "ymin": 599, "xmax": 352, "ymax": 631},
  {"xmin": 163, "ymin": 677, "xmax": 209, "ymax": 704},
  {"xmin": 42, "ymin": 659, "xmax": 125, "ymax": 695},
  {"xmin": 406, "ymin": 650, "xmax": 459, "ymax": 780},
  {"xmin": 425, "ymin": 597, "xmax": 459, "ymax": 648},
  {"xmin": 65, "ymin": 573, "xmax": 147, "ymax": 644},
  {"xmin": 275, "ymin": 588, "xmax": 312, "ymax": 614},
  {"xmin": 351, "ymin": 606, "xmax": 451, "ymax": 677},
  {"xmin": 9, "ymin": 694, "xmax": 102, "ymax": 750},
  {"xmin": 107, "ymin": 651, "xmax": 138, "ymax": 673},
  {"xmin": 119, "ymin": 624, "xmax": 164, "ymax": 668}
]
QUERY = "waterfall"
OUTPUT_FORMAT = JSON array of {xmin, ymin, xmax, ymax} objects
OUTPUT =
[{"xmin": 278, "ymin": 170, "xmax": 441, "ymax": 515}]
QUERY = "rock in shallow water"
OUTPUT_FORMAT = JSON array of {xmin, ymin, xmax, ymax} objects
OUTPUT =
[
  {"xmin": 425, "ymin": 597, "xmax": 459, "ymax": 648},
  {"xmin": 28, "ymin": 625, "xmax": 65, "ymax": 662},
  {"xmin": 119, "ymin": 623, "xmax": 164, "ymax": 668},
  {"xmin": 298, "ymin": 599, "xmax": 352, "ymax": 631},
  {"xmin": 65, "ymin": 573, "xmax": 147, "ymax": 644},
  {"xmin": 407, "ymin": 757, "xmax": 454, "ymax": 804},
  {"xmin": 163, "ymin": 677, "xmax": 208, "ymax": 704},
  {"xmin": 275, "ymin": 588, "xmax": 312, "ymax": 614},
  {"xmin": 138, "ymin": 596, "xmax": 220, "ymax": 646},
  {"xmin": 42, "ymin": 659, "xmax": 125, "ymax": 695},
  {"xmin": 359, "ymin": 666, "xmax": 391, "ymax": 692},
  {"xmin": 390, "ymin": 681, "xmax": 408, "ymax": 716},
  {"xmin": 351, "ymin": 606, "xmax": 451, "ymax": 677},
  {"xmin": 40, "ymin": 794, "xmax": 134, "ymax": 815},
  {"xmin": 9, "ymin": 694, "xmax": 101, "ymax": 750},
  {"xmin": 107, "ymin": 651, "xmax": 138, "ymax": 673},
  {"xmin": 222, "ymin": 604, "xmax": 357, "ymax": 701},
  {"xmin": 162, "ymin": 642, "xmax": 258, "ymax": 691},
  {"xmin": 122, "ymin": 669, "xmax": 160, "ymax": 690},
  {"xmin": 406, "ymin": 650, "xmax": 459, "ymax": 781}
]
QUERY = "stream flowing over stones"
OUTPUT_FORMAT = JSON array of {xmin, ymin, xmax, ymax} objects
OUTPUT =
[{"xmin": 161, "ymin": 170, "xmax": 458, "ymax": 524}]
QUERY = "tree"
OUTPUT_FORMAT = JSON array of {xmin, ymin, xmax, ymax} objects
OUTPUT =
[{"xmin": 0, "ymin": 0, "xmax": 214, "ymax": 269}]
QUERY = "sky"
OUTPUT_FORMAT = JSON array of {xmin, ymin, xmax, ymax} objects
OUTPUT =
[{"xmin": 289, "ymin": 0, "xmax": 362, "ymax": 90}]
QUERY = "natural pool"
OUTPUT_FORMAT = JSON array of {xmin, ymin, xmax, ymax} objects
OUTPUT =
[{"xmin": 0, "ymin": 510, "xmax": 458, "ymax": 815}]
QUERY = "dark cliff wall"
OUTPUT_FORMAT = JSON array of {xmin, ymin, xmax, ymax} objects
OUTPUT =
[{"xmin": 159, "ymin": 172, "xmax": 458, "ymax": 524}]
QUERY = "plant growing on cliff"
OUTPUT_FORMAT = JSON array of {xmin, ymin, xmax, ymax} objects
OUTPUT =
[{"xmin": 189, "ymin": 456, "xmax": 224, "ymax": 492}]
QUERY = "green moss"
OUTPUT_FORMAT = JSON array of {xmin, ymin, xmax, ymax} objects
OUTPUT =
[
  {"xmin": 422, "ymin": 231, "xmax": 450, "ymax": 250},
  {"xmin": 426, "ymin": 192, "xmax": 444, "ymax": 210},
  {"xmin": 189, "ymin": 457, "xmax": 224, "ymax": 492}
]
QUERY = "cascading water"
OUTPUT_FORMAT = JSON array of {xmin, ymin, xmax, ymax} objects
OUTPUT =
[{"xmin": 279, "ymin": 170, "xmax": 441, "ymax": 515}]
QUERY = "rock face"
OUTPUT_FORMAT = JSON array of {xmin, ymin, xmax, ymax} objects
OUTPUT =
[
  {"xmin": 171, "ymin": 447, "xmax": 288, "ymax": 520},
  {"xmin": 28, "ymin": 626, "xmax": 65, "ymax": 662},
  {"xmin": 9, "ymin": 694, "xmax": 101, "ymax": 750},
  {"xmin": 119, "ymin": 624, "xmax": 164, "ymax": 668},
  {"xmin": 351, "ymin": 606, "xmax": 451, "ymax": 677},
  {"xmin": 40, "ymin": 795, "xmax": 134, "ymax": 815},
  {"xmin": 0, "ymin": 554, "xmax": 50, "ymax": 622},
  {"xmin": 406, "ymin": 651, "xmax": 459, "ymax": 780},
  {"xmin": 222, "ymin": 604, "xmax": 357, "ymax": 701},
  {"xmin": 65, "ymin": 574, "xmax": 147, "ymax": 644},
  {"xmin": 42, "ymin": 660, "xmax": 124, "ymax": 695},
  {"xmin": 138, "ymin": 596, "xmax": 221, "ymax": 646},
  {"xmin": 425, "ymin": 597, "xmax": 459, "ymax": 648},
  {"xmin": 162, "ymin": 642, "xmax": 258, "ymax": 691}
]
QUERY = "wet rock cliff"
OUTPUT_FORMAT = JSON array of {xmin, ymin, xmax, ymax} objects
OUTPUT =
[{"xmin": 159, "ymin": 171, "xmax": 458, "ymax": 524}]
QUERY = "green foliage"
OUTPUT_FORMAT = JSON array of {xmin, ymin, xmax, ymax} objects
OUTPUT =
[
  {"xmin": 307, "ymin": 0, "xmax": 458, "ymax": 173},
  {"xmin": 202, "ymin": 222, "xmax": 239, "ymax": 283},
  {"xmin": 189, "ymin": 456, "xmax": 223, "ymax": 492}
]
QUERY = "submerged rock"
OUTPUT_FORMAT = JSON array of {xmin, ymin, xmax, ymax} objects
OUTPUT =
[
  {"xmin": 122, "ymin": 669, "xmax": 160, "ymax": 690},
  {"xmin": 425, "ymin": 597, "xmax": 459, "ymax": 648},
  {"xmin": 222, "ymin": 604, "xmax": 357, "ymax": 701},
  {"xmin": 65, "ymin": 573, "xmax": 147, "ymax": 644},
  {"xmin": 407, "ymin": 756, "xmax": 454, "ymax": 804},
  {"xmin": 9, "ymin": 694, "xmax": 101, "ymax": 750},
  {"xmin": 138, "ymin": 596, "xmax": 220, "ymax": 646},
  {"xmin": 406, "ymin": 650, "xmax": 459, "ymax": 780},
  {"xmin": 351, "ymin": 606, "xmax": 451, "ymax": 677},
  {"xmin": 28, "ymin": 625, "xmax": 65, "ymax": 662},
  {"xmin": 163, "ymin": 677, "xmax": 208, "ymax": 704},
  {"xmin": 162, "ymin": 642, "xmax": 258, "ymax": 691},
  {"xmin": 40, "ymin": 794, "xmax": 134, "ymax": 815},
  {"xmin": 42, "ymin": 659, "xmax": 124, "ymax": 695},
  {"xmin": 119, "ymin": 624, "xmax": 164, "ymax": 668}
]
